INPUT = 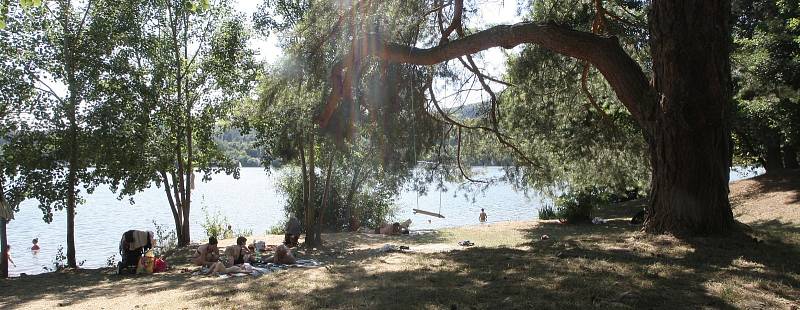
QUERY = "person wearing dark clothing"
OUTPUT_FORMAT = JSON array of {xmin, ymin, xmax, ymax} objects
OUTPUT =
[
  {"xmin": 630, "ymin": 209, "xmax": 647, "ymax": 225},
  {"xmin": 284, "ymin": 216, "xmax": 302, "ymax": 247}
]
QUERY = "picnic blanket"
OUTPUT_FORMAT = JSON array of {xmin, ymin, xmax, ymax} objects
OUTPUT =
[{"xmin": 191, "ymin": 259, "xmax": 324, "ymax": 278}]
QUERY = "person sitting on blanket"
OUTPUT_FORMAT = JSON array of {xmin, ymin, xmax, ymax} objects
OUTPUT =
[
  {"xmin": 192, "ymin": 236, "xmax": 220, "ymax": 266},
  {"xmin": 207, "ymin": 236, "xmax": 253, "ymax": 275},
  {"xmin": 225, "ymin": 236, "xmax": 254, "ymax": 265},
  {"xmin": 263, "ymin": 244, "xmax": 296, "ymax": 265}
]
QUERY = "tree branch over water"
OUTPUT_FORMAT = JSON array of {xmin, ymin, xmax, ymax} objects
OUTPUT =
[{"xmin": 319, "ymin": 21, "xmax": 657, "ymax": 133}]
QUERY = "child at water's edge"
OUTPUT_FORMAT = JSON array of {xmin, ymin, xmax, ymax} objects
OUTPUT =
[
  {"xmin": 479, "ymin": 209, "xmax": 487, "ymax": 223},
  {"xmin": 4, "ymin": 244, "xmax": 15, "ymax": 268}
]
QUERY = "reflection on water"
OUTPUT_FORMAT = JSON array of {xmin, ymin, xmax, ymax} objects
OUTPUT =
[{"xmin": 4, "ymin": 166, "xmax": 762, "ymax": 276}]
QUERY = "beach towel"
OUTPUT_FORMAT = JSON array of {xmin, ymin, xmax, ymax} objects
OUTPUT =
[
  {"xmin": 124, "ymin": 230, "xmax": 154, "ymax": 251},
  {"xmin": 192, "ymin": 259, "xmax": 323, "ymax": 278}
]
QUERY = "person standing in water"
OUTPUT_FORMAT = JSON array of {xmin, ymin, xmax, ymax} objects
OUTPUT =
[
  {"xmin": 479, "ymin": 208, "xmax": 488, "ymax": 223},
  {"xmin": 31, "ymin": 238, "xmax": 40, "ymax": 253}
]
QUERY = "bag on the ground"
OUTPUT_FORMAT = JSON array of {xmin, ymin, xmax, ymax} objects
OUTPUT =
[
  {"xmin": 137, "ymin": 250, "xmax": 155, "ymax": 274},
  {"xmin": 154, "ymin": 258, "xmax": 168, "ymax": 273}
]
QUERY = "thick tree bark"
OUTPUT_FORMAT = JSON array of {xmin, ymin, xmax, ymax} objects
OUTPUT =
[
  {"xmin": 645, "ymin": 0, "xmax": 736, "ymax": 235},
  {"xmin": 321, "ymin": 0, "xmax": 738, "ymax": 236}
]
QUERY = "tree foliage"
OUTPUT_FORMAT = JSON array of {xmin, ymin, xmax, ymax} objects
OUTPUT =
[
  {"xmin": 732, "ymin": 0, "xmax": 800, "ymax": 171},
  {"xmin": 88, "ymin": 0, "xmax": 258, "ymax": 246}
]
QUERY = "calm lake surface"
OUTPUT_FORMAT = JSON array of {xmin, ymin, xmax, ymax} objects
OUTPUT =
[{"xmin": 5, "ymin": 166, "xmax": 762, "ymax": 276}]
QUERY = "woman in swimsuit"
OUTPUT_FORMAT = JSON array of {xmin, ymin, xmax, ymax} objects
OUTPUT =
[
  {"xmin": 192, "ymin": 236, "xmax": 219, "ymax": 266},
  {"xmin": 208, "ymin": 236, "xmax": 253, "ymax": 275}
]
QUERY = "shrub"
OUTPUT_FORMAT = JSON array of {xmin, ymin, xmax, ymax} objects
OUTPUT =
[
  {"xmin": 42, "ymin": 245, "xmax": 67, "ymax": 272},
  {"xmin": 538, "ymin": 204, "xmax": 557, "ymax": 220},
  {"xmin": 554, "ymin": 187, "xmax": 611, "ymax": 223},
  {"xmin": 234, "ymin": 228, "xmax": 254, "ymax": 238},
  {"xmin": 276, "ymin": 168, "xmax": 396, "ymax": 233},
  {"xmin": 200, "ymin": 207, "xmax": 231, "ymax": 239},
  {"xmin": 268, "ymin": 219, "xmax": 287, "ymax": 235},
  {"xmin": 152, "ymin": 220, "xmax": 177, "ymax": 255}
]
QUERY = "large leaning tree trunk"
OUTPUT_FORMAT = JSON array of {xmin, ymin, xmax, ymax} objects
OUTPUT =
[
  {"xmin": 318, "ymin": 0, "xmax": 737, "ymax": 236},
  {"xmin": 646, "ymin": 1, "xmax": 735, "ymax": 234}
]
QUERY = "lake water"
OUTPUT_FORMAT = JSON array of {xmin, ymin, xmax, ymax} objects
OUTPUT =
[{"xmin": 4, "ymin": 166, "xmax": 763, "ymax": 276}]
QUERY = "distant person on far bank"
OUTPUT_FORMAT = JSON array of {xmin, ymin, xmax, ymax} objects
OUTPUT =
[
  {"xmin": 479, "ymin": 209, "xmax": 487, "ymax": 223},
  {"xmin": 31, "ymin": 238, "xmax": 40, "ymax": 252}
]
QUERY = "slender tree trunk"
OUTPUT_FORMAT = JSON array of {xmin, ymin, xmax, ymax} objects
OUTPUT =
[
  {"xmin": 645, "ymin": 0, "xmax": 736, "ymax": 235},
  {"xmin": 0, "ymin": 177, "xmax": 7, "ymax": 278},
  {"xmin": 62, "ymin": 0, "xmax": 79, "ymax": 268},
  {"xmin": 161, "ymin": 171, "xmax": 183, "ymax": 242},
  {"xmin": 764, "ymin": 139, "xmax": 784, "ymax": 172},
  {"xmin": 782, "ymin": 144, "xmax": 798, "ymax": 169},
  {"xmin": 314, "ymin": 153, "xmax": 336, "ymax": 245},
  {"xmin": 165, "ymin": 0, "xmax": 191, "ymax": 247},
  {"xmin": 182, "ymin": 12, "xmax": 193, "ymax": 247},
  {"xmin": 305, "ymin": 133, "xmax": 317, "ymax": 249},
  {"xmin": 169, "ymin": 171, "xmax": 184, "ymax": 243},
  {"xmin": 345, "ymin": 161, "xmax": 364, "ymax": 231},
  {"xmin": 299, "ymin": 134, "xmax": 309, "ymax": 236},
  {"xmin": 0, "ymin": 219, "xmax": 6, "ymax": 278}
]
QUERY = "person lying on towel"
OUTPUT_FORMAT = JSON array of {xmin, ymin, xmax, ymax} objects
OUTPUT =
[
  {"xmin": 376, "ymin": 222, "xmax": 401, "ymax": 235},
  {"xmin": 263, "ymin": 244, "xmax": 296, "ymax": 265}
]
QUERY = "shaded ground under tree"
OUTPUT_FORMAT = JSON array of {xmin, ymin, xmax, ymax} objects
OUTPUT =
[{"xmin": 1, "ymin": 173, "xmax": 798, "ymax": 309}]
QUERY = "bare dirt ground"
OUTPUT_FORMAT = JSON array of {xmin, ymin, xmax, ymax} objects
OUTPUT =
[{"xmin": 1, "ymin": 172, "xmax": 798, "ymax": 309}]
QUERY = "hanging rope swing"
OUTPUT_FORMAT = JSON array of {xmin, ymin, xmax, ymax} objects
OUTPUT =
[{"xmin": 409, "ymin": 60, "xmax": 445, "ymax": 219}]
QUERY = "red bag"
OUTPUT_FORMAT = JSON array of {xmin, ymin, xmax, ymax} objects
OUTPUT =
[{"xmin": 153, "ymin": 258, "xmax": 168, "ymax": 273}]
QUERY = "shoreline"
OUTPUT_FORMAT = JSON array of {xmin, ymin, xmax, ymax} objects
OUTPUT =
[{"xmin": 1, "ymin": 217, "xmax": 547, "ymax": 279}]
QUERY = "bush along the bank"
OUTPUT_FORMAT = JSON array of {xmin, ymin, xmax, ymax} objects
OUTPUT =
[
  {"xmin": 538, "ymin": 204, "xmax": 558, "ymax": 220},
  {"xmin": 278, "ymin": 168, "xmax": 396, "ymax": 233},
  {"xmin": 554, "ymin": 187, "xmax": 622, "ymax": 223}
]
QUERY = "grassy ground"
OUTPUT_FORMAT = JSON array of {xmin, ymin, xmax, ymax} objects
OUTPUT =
[{"xmin": 1, "ymin": 172, "xmax": 798, "ymax": 309}]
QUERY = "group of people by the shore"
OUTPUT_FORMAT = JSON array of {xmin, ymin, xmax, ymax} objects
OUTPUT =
[
  {"xmin": 191, "ymin": 236, "xmax": 297, "ymax": 275},
  {"xmin": 188, "ymin": 216, "xmax": 305, "ymax": 275},
  {"xmin": 8, "ymin": 209, "xmax": 492, "ymax": 275}
]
